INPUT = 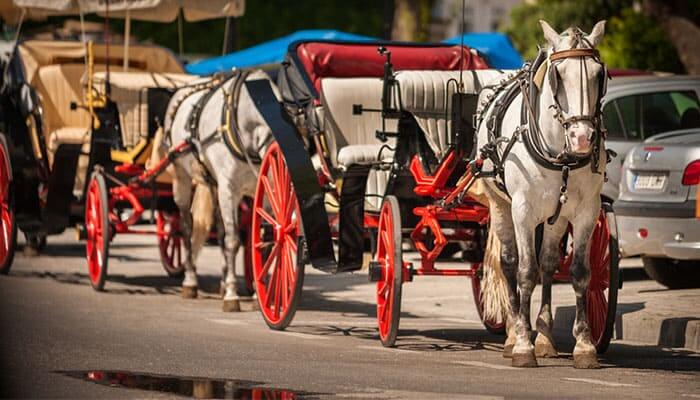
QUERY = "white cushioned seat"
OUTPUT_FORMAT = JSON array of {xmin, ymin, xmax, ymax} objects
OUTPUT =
[
  {"xmin": 337, "ymin": 144, "xmax": 393, "ymax": 167},
  {"xmin": 320, "ymin": 77, "xmax": 397, "ymax": 167},
  {"xmin": 395, "ymin": 69, "xmax": 513, "ymax": 158}
]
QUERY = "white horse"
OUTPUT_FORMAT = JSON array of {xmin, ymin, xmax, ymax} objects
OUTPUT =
[
  {"xmin": 162, "ymin": 70, "xmax": 277, "ymax": 311},
  {"xmin": 476, "ymin": 20, "xmax": 608, "ymax": 368}
]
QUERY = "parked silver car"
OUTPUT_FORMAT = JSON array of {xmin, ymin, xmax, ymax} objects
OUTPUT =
[
  {"xmin": 615, "ymin": 129, "xmax": 700, "ymax": 288},
  {"xmin": 601, "ymin": 75, "xmax": 700, "ymax": 201}
]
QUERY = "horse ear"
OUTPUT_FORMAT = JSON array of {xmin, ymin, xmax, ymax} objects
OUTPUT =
[
  {"xmin": 586, "ymin": 20, "xmax": 606, "ymax": 47},
  {"xmin": 539, "ymin": 20, "xmax": 560, "ymax": 48}
]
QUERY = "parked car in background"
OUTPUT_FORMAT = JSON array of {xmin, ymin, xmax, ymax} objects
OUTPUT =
[
  {"xmin": 615, "ymin": 129, "xmax": 700, "ymax": 288},
  {"xmin": 601, "ymin": 75, "xmax": 700, "ymax": 201}
]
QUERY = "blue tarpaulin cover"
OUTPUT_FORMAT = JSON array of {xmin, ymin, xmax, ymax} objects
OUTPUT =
[
  {"xmin": 443, "ymin": 32, "xmax": 523, "ymax": 69},
  {"xmin": 185, "ymin": 30, "xmax": 375, "ymax": 75},
  {"xmin": 186, "ymin": 30, "xmax": 523, "ymax": 75}
]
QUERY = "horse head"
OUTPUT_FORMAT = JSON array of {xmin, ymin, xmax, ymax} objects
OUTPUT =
[{"xmin": 539, "ymin": 20, "xmax": 607, "ymax": 157}]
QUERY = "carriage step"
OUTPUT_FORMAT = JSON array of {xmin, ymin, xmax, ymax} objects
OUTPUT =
[{"xmin": 368, "ymin": 261, "xmax": 382, "ymax": 282}]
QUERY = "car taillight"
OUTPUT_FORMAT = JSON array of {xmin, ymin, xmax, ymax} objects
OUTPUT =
[{"xmin": 682, "ymin": 160, "xmax": 700, "ymax": 186}]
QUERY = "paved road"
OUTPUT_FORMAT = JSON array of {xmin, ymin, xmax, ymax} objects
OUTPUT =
[{"xmin": 1, "ymin": 231, "xmax": 698, "ymax": 399}]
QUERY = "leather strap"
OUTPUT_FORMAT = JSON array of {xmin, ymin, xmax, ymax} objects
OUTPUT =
[{"xmin": 549, "ymin": 48, "xmax": 599, "ymax": 62}]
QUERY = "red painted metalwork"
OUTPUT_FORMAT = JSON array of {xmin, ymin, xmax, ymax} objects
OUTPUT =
[
  {"xmin": 85, "ymin": 176, "xmax": 108, "ymax": 289},
  {"xmin": 375, "ymin": 196, "xmax": 402, "ymax": 346},
  {"xmin": 587, "ymin": 210, "xmax": 612, "ymax": 347},
  {"xmin": 409, "ymin": 152, "xmax": 459, "ymax": 198},
  {"xmin": 295, "ymin": 42, "xmax": 489, "ymax": 100},
  {"xmin": 0, "ymin": 141, "xmax": 14, "ymax": 271},
  {"xmin": 251, "ymin": 142, "xmax": 303, "ymax": 329},
  {"xmin": 156, "ymin": 211, "xmax": 184, "ymax": 277}
]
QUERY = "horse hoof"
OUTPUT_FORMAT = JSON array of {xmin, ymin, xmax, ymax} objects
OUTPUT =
[
  {"xmin": 219, "ymin": 284, "xmax": 225, "ymax": 299},
  {"xmin": 573, "ymin": 353, "xmax": 600, "ymax": 369},
  {"xmin": 23, "ymin": 246, "xmax": 40, "ymax": 257},
  {"xmin": 511, "ymin": 352, "xmax": 538, "ymax": 368},
  {"xmin": 535, "ymin": 339, "xmax": 558, "ymax": 358},
  {"xmin": 182, "ymin": 286, "xmax": 198, "ymax": 299},
  {"xmin": 222, "ymin": 299, "xmax": 241, "ymax": 312},
  {"xmin": 503, "ymin": 344, "xmax": 514, "ymax": 358}
]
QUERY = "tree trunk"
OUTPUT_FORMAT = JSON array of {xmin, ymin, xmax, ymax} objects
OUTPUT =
[
  {"xmin": 642, "ymin": 0, "xmax": 700, "ymax": 74},
  {"xmin": 392, "ymin": 0, "xmax": 420, "ymax": 41},
  {"xmin": 391, "ymin": 0, "xmax": 434, "ymax": 42}
]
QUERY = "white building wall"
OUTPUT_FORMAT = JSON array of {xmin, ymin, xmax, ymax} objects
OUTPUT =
[{"xmin": 430, "ymin": 0, "xmax": 522, "ymax": 40}]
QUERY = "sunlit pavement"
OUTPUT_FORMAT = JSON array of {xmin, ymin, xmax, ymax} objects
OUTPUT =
[{"xmin": 0, "ymin": 230, "xmax": 698, "ymax": 399}]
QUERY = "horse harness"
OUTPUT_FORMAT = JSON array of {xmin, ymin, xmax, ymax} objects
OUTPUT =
[
  {"xmin": 474, "ymin": 28, "xmax": 610, "ymax": 224},
  {"xmin": 165, "ymin": 70, "xmax": 260, "ymax": 187}
]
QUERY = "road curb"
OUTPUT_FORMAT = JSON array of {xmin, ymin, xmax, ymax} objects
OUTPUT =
[{"xmin": 553, "ymin": 306, "xmax": 700, "ymax": 351}]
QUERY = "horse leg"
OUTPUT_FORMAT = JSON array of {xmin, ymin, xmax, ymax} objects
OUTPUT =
[
  {"xmin": 215, "ymin": 207, "xmax": 227, "ymax": 298},
  {"xmin": 510, "ymin": 198, "xmax": 539, "ymax": 367},
  {"xmin": 173, "ymin": 165, "xmax": 197, "ymax": 299},
  {"xmin": 486, "ymin": 197, "xmax": 519, "ymax": 358},
  {"xmin": 218, "ymin": 182, "xmax": 242, "ymax": 312},
  {"xmin": 535, "ymin": 219, "xmax": 568, "ymax": 358},
  {"xmin": 570, "ymin": 203, "xmax": 601, "ymax": 369}
]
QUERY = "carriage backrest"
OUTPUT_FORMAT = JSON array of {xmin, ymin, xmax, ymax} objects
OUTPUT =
[
  {"xmin": 395, "ymin": 69, "xmax": 513, "ymax": 158},
  {"xmin": 34, "ymin": 63, "xmax": 92, "ymax": 137},
  {"xmin": 18, "ymin": 40, "xmax": 184, "ymax": 84},
  {"xmin": 320, "ymin": 77, "xmax": 398, "ymax": 165}
]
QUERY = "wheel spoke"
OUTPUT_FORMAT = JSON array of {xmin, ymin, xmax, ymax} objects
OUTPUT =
[
  {"xmin": 261, "ymin": 176, "xmax": 281, "ymax": 218},
  {"xmin": 256, "ymin": 207, "xmax": 278, "ymax": 227},
  {"xmin": 258, "ymin": 242, "xmax": 280, "ymax": 280}
]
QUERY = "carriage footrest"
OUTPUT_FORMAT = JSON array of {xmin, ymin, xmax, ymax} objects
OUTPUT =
[{"xmin": 368, "ymin": 261, "xmax": 382, "ymax": 282}]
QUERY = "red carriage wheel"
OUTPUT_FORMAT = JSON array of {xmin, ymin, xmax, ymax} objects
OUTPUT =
[
  {"xmin": 85, "ymin": 172, "xmax": 110, "ymax": 291},
  {"xmin": 558, "ymin": 205, "xmax": 619, "ymax": 353},
  {"xmin": 156, "ymin": 211, "xmax": 185, "ymax": 278},
  {"xmin": 251, "ymin": 142, "xmax": 305, "ymax": 330},
  {"xmin": 470, "ymin": 263, "xmax": 507, "ymax": 334},
  {"xmin": 0, "ymin": 136, "xmax": 16, "ymax": 274},
  {"xmin": 587, "ymin": 205, "xmax": 619, "ymax": 353},
  {"xmin": 375, "ymin": 195, "xmax": 403, "ymax": 347}
]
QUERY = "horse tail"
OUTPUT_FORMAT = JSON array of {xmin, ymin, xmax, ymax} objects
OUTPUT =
[
  {"xmin": 190, "ymin": 183, "xmax": 215, "ymax": 258},
  {"xmin": 481, "ymin": 227, "xmax": 510, "ymax": 323},
  {"xmin": 468, "ymin": 180, "xmax": 510, "ymax": 324}
]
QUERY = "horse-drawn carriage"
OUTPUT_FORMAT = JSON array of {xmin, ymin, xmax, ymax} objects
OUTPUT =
[
  {"xmin": 245, "ymin": 39, "xmax": 620, "ymax": 356},
  {"xmin": 0, "ymin": 38, "xmax": 197, "ymax": 286}
]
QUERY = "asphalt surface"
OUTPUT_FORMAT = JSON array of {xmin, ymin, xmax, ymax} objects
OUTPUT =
[{"xmin": 1, "ymin": 231, "xmax": 698, "ymax": 399}]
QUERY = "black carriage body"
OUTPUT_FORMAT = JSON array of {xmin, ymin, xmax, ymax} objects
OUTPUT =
[{"xmin": 248, "ymin": 40, "xmax": 490, "ymax": 274}]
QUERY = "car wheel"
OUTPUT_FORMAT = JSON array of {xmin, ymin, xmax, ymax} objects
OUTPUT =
[{"xmin": 642, "ymin": 257, "xmax": 700, "ymax": 289}]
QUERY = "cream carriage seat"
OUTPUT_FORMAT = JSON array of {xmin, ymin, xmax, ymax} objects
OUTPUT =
[
  {"xmin": 320, "ymin": 77, "xmax": 398, "ymax": 212},
  {"xmin": 34, "ymin": 64, "xmax": 93, "ymax": 194},
  {"xmin": 395, "ymin": 69, "xmax": 513, "ymax": 159},
  {"xmin": 34, "ymin": 64, "xmax": 92, "ymax": 163}
]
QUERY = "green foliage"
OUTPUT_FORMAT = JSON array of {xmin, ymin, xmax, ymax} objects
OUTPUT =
[
  {"xmin": 21, "ymin": 1, "xmax": 385, "ymax": 56},
  {"xmin": 598, "ymin": 8, "xmax": 683, "ymax": 73},
  {"xmin": 503, "ymin": 0, "xmax": 683, "ymax": 73},
  {"xmin": 119, "ymin": 0, "xmax": 385, "ymax": 56}
]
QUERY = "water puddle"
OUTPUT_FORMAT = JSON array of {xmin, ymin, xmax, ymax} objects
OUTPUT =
[{"xmin": 57, "ymin": 370, "xmax": 323, "ymax": 399}]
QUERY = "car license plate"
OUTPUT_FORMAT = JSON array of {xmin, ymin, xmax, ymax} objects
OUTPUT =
[{"xmin": 634, "ymin": 174, "xmax": 666, "ymax": 190}]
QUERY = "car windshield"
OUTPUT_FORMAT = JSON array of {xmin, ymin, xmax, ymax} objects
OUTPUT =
[{"xmin": 603, "ymin": 90, "xmax": 700, "ymax": 140}]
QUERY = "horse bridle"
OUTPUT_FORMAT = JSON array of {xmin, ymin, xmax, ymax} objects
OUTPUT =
[{"xmin": 545, "ymin": 29, "xmax": 608, "ymax": 161}]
